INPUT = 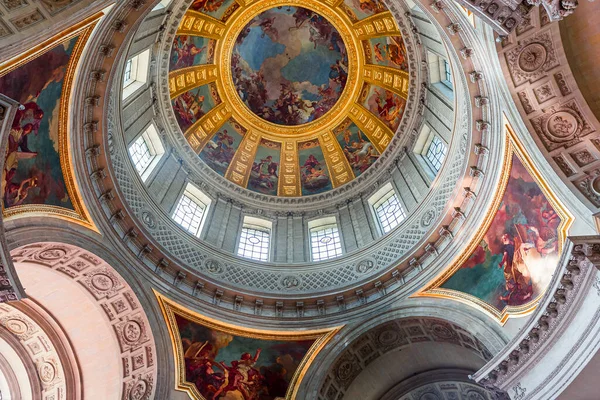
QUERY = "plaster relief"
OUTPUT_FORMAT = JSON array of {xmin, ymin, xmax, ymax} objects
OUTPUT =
[{"xmin": 505, "ymin": 32, "xmax": 559, "ymax": 86}]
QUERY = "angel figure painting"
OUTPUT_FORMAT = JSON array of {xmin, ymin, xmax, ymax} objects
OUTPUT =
[
  {"xmin": 190, "ymin": 0, "xmax": 236, "ymax": 20},
  {"xmin": 441, "ymin": 155, "xmax": 562, "ymax": 311},
  {"xmin": 170, "ymin": 35, "xmax": 211, "ymax": 70},
  {"xmin": 344, "ymin": 0, "xmax": 387, "ymax": 20},
  {"xmin": 199, "ymin": 121, "xmax": 244, "ymax": 176},
  {"xmin": 231, "ymin": 7, "xmax": 348, "ymax": 125},
  {"xmin": 248, "ymin": 140, "xmax": 281, "ymax": 196},
  {"xmin": 369, "ymin": 36, "xmax": 409, "ymax": 71},
  {"xmin": 0, "ymin": 36, "xmax": 79, "ymax": 210},
  {"xmin": 171, "ymin": 85, "xmax": 216, "ymax": 132},
  {"xmin": 364, "ymin": 86, "xmax": 405, "ymax": 133},
  {"xmin": 175, "ymin": 313, "xmax": 316, "ymax": 400},
  {"xmin": 334, "ymin": 120, "xmax": 379, "ymax": 177},
  {"xmin": 298, "ymin": 140, "xmax": 332, "ymax": 195}
]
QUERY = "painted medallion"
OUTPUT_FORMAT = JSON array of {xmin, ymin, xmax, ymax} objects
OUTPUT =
[{"xmin": 231, "ymin": 6, "xmax": 348, "ymax": 126}]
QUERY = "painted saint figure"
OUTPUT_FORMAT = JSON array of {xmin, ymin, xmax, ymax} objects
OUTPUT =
[{"xmin": 498, "ymin": 232, "xmax": 533, "ymax": 304}]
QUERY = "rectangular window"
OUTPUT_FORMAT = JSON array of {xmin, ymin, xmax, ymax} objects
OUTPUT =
[
  {"xmin": 425, "ymin": 135, "xmax": 447, "ymax": 173},
  {"xmin": 128, "ymin": 124, "xmax": 164, "ymax": 181},
  {"xmin": 374, "ymin": 190, "xmax": 406, "ymax": 234},
  {"xmin": 237, "ymin": 216, "xmax": 271, "ymax": 262},
  {"xmin": 129, "ymin": 134, "xmax": 154, "ymax": 176},
  {"xmin": 172, "ymin": 184, "xmax": 211, "ymax": 237},
  {"xmin": 309, "ymin": 218, "xmax": 343, "ymax": 261},
  {"xmin": 123, "ymin": 49, "xmax": 150, "ymax": 99},
  {"xmin": 123, "ymin": 58, "xmax": 133, "ymax": 86},
  {"xmin": 443, "ymin": 59, "xmax": 452, "ymax": 87}
]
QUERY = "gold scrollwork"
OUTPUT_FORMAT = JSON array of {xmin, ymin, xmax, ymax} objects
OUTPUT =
[
  {"xmin": 319, "ymin": 131, "xmax": 354, "ymax": 187},
  {"xmin": 169, "ymin": 65, "xmax": 219, "ymax": 99},
  {"xmin": 178, "ymin": 10, "xmax": 227, "ymax": 39},
  {"xmin": 353, "ymin": 11, "xmax": 400, "ymax": 39},
  {"xmin": 364, "ymin": 65, "xmax": 409, "ymax": 99},
  {"xmin": 225, "ymin": 130, "xmax": 261, "ymax": 186},
  {"xmin": 279, "ymin": 141, "xmax": 301, "ymax": 196}
]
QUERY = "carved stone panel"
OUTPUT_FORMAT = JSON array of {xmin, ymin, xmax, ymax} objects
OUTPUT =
[
  {"xmin": 530, "ymin": 99, "xmax": 593, "ymax": 151},
  {"xmin": 505, "ymin": 31, "xmax": 559, "ymax": 87}
]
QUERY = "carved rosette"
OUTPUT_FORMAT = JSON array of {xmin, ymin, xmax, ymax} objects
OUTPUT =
[
  {"xmin": 530, "ymin": 99, "xmax": 592, "ymax": 151},
  {"xmin": 505, "ymin": 32, "xmax": 559, "ymax": 86}
]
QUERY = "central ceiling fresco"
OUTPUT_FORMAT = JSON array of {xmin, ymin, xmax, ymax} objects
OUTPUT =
[{"xmin": 168, "ymin": 0, "xmax": 410, "ymax": 196}]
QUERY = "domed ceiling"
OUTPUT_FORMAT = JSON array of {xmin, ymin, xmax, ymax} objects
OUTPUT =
[{"xmin": 168, "ymin": 0, "xmax": 410, "ymax": 197}]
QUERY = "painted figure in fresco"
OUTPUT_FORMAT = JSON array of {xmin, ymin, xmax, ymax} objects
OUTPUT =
[
  {"xmin": 184, "ymin": 341, "xmax": 264, "ymax": 400},
  {"xmin": 171, "ymin": 36, "xmax": 207, "ymax": 70},
  {"xmin": 190, "ymin": 0, "xmax": 227, "ymax": 13},
  {"xmin": 374, "ymin": 37, "xmax": 408, "ymax": 70},
  {"xmin": 173, "ymin": 88, "xmax": 206, "ymax": 128},
  {"xmin": 251, "ymin": 155, "xmax": 279, "ymax": 191},
  {"xmin": 498, "ymin": 232, "xmax": 533, "ymax": 304},
  {"xmin": 371, "ymin": 89, "xmax": 404, "ymax": 131},
  {"xmin": 213, "ymin": 349, "xmax": 263, "ymax": 400},
  {"xmin": 231, "ymin": 7, "xmax": 348, "ymax": 125},
  {"xmin": 2, "ymin": 102, "xmax": 46, "ymax": 207},
  {"xmin": 341, "ymin": 129, "xmax": 379, "ymax": 174},
  {"xmin": 258, "ymin": 16, "xmax": 278, "ymax": 40},
  {"xmin": 200, "ymin": 129, "xmax": 238, "ymax": 175},
  {"xmin": 356, "ymin": 0, "xmax": 386, "ymax": 14},
  {"xmin": 301, "ymin": 154, "xmax": 329, "ymax": 191}
]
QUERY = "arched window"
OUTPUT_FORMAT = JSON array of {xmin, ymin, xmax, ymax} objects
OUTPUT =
[{"xmin": 369, "ymin": 183, "xmax": 407, "ymax": 234}]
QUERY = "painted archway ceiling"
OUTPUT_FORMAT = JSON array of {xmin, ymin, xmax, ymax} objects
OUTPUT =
[{"xmin": 168, "ymin": 0, "xmax": 410, "ymax": 197}]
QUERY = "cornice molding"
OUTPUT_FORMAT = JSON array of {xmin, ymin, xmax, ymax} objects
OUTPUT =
[{"xmin": 68, "ymin": 0, "xmax": 523, "ymax": 323}]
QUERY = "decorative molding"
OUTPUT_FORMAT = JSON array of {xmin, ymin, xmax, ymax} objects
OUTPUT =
[
  {"xmin": 496, "ymin": 11, "xmax": 600, "ymax": 211},
  {"xmin": 11, "ymin": 243, "xmax": 158, "ymax": 400}
]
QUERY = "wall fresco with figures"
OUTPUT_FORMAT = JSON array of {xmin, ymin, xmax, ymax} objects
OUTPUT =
[
  {"xmin": 172, "ymin": 84, "xmax": 217, "ymax": 132},
  {"xmin": 363, "ymin": 85, "xmax": 406, "ymax": 133},
  {"xmin": 440, "ymin": 154, "xmax": 564, "ymax": 312},
  {"xmin": 248, "ymin": 139, "xmax": 281, "ymax": 196},
  {"xmin": 0, "ymin": 36, "xmax": 79, "ymax": 210},
  {"xmin": 170, "ymin": 35, "xmax": 213, "ymax": 70},
  {"xmin": 231, "ymin": 6, "xmax": 348, "ymax": 126},
  {"xmin": 334, "ymin": 119, "xmax": 379, "ymax": 177},
  {"xmin": 199, "ymin": 120, "xmax": 245, "ymax": 177},
  {"xmin": 298, "ymin": 139, "xmax": 332, "ymax": 195}
]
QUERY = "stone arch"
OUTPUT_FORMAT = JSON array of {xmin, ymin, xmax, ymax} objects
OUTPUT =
[
  {"xmin": 317, "ymin": 316, "xmax": 493, "ymax": 399},
  {"xmin": 11, "ymin": 242, "xmax": 158, "ymax": 400},
  {"xmin": 0, "ymin": 300, "xmax": 73, "ymax": 400}
]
